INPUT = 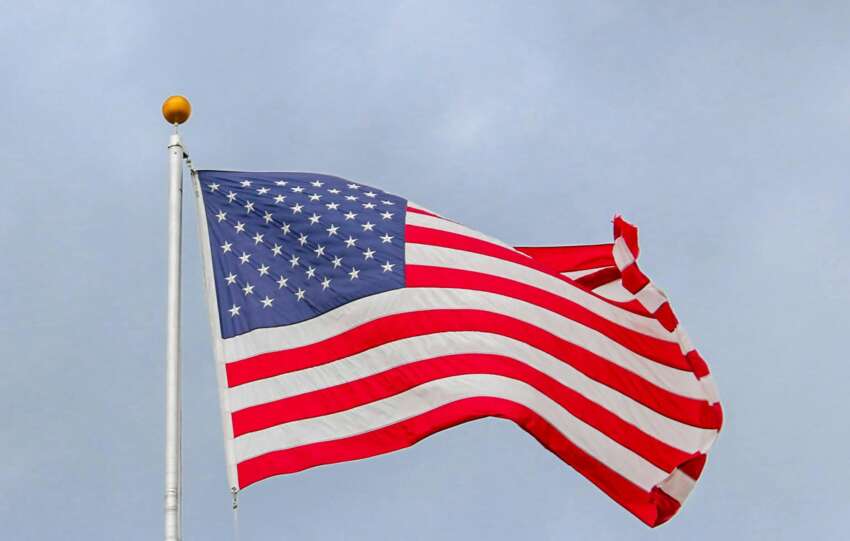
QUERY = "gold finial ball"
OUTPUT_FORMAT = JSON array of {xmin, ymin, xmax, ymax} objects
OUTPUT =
[{"xmin": 162, "ymin": 95, "xmax": 191, "ymax": 125}]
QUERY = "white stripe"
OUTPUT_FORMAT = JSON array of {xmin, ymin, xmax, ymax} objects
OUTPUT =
[
  {"xmin": 233, "ymin": 374, "xmax": 669, "ymax": 491},
  {"xmin": 592, "ymin": 280, "xmax": 635, "ymax": 302},
  {"xmin": 562, "ymin": 267, "xmax": 608, "ymax": 280},
  {"xmin": 406, "ymin": 242, "xmax": 676, "ymax": 341},
  {"xmin": 658, "ymin": 468, "xmax": 697, "ymax": 504},
  {"xmin": 223, "ymin": 287, "xmax": 704, "ymax": 400},
  {"xmin": 406, "ymin": 211, "xmax": 520, "ymax": 252},
  {"xmin": 407, "ymin": 202, "xmax": 441, "ymax": 217},
  {"xmin": 699, "ymin": 374, "xmax": 720, "ymax": 406},
  {"xmin": 612, "ymin": 237, "xmax": 635, "ymax": 269},
  {"xmin": 635, "ymin": 285, "xmax": 667, "ymax": 313},
  {"xmin": 228, "ymin": 331, "xmax": 715, "ymax": 452},
  {"xmin": 676, "ymin": 327, "xmax": 695, "ymax": 355}
]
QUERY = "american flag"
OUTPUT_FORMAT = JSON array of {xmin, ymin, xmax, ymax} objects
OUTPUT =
[{"xmin": 194, "ymin": 171, "xmax": 722, "ymax": 527}]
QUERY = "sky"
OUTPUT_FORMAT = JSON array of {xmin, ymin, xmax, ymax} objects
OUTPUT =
[{"xmin": 1, "ymin": 1, "xmax": 849, "ymax": 539}]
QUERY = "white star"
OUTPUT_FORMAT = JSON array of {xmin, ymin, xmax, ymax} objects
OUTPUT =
[
  {"xmin": 363, "ymin": 248, "xmax": 375, "ymax": 260},
  {"xmin": 289, "ymin": 254, "xmax": 300, "ymax": 267},
  {"xmin": 326, "ymin": 224, "xmax": 339, "ymax": 236},
  {"xmin": 226, "ymin": 191, "xmax": 238, "ymax": 203},
  {"xmin": 325, "ymin": 202, "xmax": 340, "ymax": 211},
  {"xmin": 271, "ymin": 243, "xmax": 283, "ymax": 257},
  {"xmin": 242, "ymin": 282, "xmax": 255, "ymax": 296},
  {"xmin": 308, "ymin": 193, "xmax": 321, "ymax": 202},
  {"xmin": 314, "ymin": 244, "xmax": 326, "ymax": 257},
  {"xmin": 252, "ymin": 232, "xmax": 264, "ymax": 245},
  {"xmin": 275, "ymin": 180, "xmax": 288, "ymax": 186},
  {"xmin": 280, "ymin": 223, "xmax": 291, "ymax": 235},
  {"xmin": 361, "ymin": 221, "xmax": 375, "ymax": 232},
  {"xmin": 345, "ymin": 195, "xmax": 358, "ymax": 201},
  {"xmin": 260, "ymin": 296, "xmax": 274, "ymax": 308},
  {"xmin": 257, "ymin": 187, "xmax": 270, "ymax": 195},
  {"xmin": 228, "ymin": 304, "xmax": 241, "ymax": 317},
  {"xmin": 263, "ymin": 211, "xmax": 274, "ymax": 224},
  {"xmin": 331, "ymin": 255, "xmax": 343, "ymax": 269},
  {"xmin": 321, "ymin": 276, "xmax": 332, "ymax": 290},
  {"xmin": 347, "ymin": 183, "xmax": 360, "ymax": 190},
  {"xmin": 362, "ymin": 202, "xmax": 376, "ymax": 210},
  {"xmin": 240, "ymin": 180, "xmax": 252, "ymax": 187},
  {"xmin": 381, "ymin": 211, "xmax": 394, "ymax": 220},
  {"xmin": 344, "ymin": 236, "xmax": 358, "ymax": 248},
  {"xmin": 273, "ymin": 194, "xmax": 286, "ymax": 204},
  {"xmin": 220, "ymin": 241, "xmax": 233, "ymax": 253},
  {"xmin": 291, "ymin": 203, "xmax": 303, "ymax": 214},
  {"xmin": 343, "ymin": 211, "xmax": 357, "ymax": 221},
  {"xmin": 327, "ymin": 188, "xmax": 340, "ymax": 194},
  {"xmin": 291, "ymin": 186, "xmax": 304, "ymax": 193},
  {"xmin": 298, "ymin": 233, "xmax": 309, "ymax": 246},
  {"xmin": 225, "ymin": 272, "xmax": 238, "ymax": 285},
  {"xmin": 257, "ymin": 264, "xmax": 270, "ymax": 277},
  {"xmin": 308, "ymin": 213, "xmax": 321, "ymax": 225},
  {"xmin": 381, "ymin": 261, "xmax": 395, "ymax": 273},
  {"xmin": 381, "ymin": 200, "xmax": 395, "ymax": 206},
  {"xmin": 364, "ymin": 191, "xmax": 376, "ymax": 198},
  {"xmin": 311, "ymin": 180, "xmax": 324, "ymax": 187},
  {"xmin": 277, "ymin": 275, "xmax": 288, "ymax": 289},
  {"xmin": 234, "ymin": 221, "xmax": 245, "ymax": 234},
  {"xmin": 208, "ymin": 183, "xmax": 220, "ymax": 192},
  {"xmin": 305, "ymin": 265, "xmax": 316, "ymax": 279},
  {"xmin": 295, "ymin": 288, "xmax": 306, "ymax": 301},
  {"xmin": 239, "ymin": 252, "xmax": 251, "ymax": 264},
  {"xmin": 244, "ymin": 201, "xmax": 255, "ymax": 214},
  {"xmin": 348, "ymin": 267, "xmax": 360, "ymax": 280},
  {"xmin": 215, "ymin": 210, "xmax": 227, "ymax": 222},
  {"xmin": 380, "ymin": 233, "xmax": 394, "ymax": 244}
]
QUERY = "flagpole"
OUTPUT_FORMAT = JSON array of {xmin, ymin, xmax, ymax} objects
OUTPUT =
[{"xmin": 162, "ymin": 96, "xmax": 191, "ymax": 541}]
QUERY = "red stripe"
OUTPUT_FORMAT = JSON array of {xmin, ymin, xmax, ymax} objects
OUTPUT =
[
  {"xmin": 677, "ymin": 453, "xmax": 707, "ymax": 480},
  {"xmin": 236, "ymin": 396, "xmax": 682, "ymax": 527},
  {"xmin": 574, "ymin": 266, "xmax": 621, "ymax": 290},
  {"xmin": 605, "ymin": 297, "xmax": 654, "ymax": 317},
  {"xmin": 613, "ymin": 216, "xmax": 640, "ymax": 258},
  {"xmin": 406, "ymin": 205, "xmax": 442, "ymax": 219},
  {"xmin": 232, "ymin": 353, "xmax": 693, "ymax": 471},
  {"xmin": 226, "ymin": 309, "xmax": 721, "ymax": 429},
  {"xmin": 621, "ymin": 264, "xmax": 650, "ymax": 293},
  {"xmin": 406, "ymin": 225, "xmax": 656, "ymax": 320},
  {"xmin": 514, "ymin": 244, "xmax": 615, "ymax": 272},
  {"xmin": 686, "ymin": 351, "xmax": 710, "ymax": 378},
  {"xmin": 650, "ymin": 487, "xmax": 681, "ymax": 526},
  {"xmin": 406, "ymin": 265, "xmax": 690, "ymax": 370},
  {"xmin": 654, "ymin": 303, "xmax": 678, "ymax": 332}
]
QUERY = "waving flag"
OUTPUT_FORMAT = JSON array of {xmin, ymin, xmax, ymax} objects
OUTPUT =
[{"xmin": 193, "ymin": 170, "xmax": 722, "ymax": 527}]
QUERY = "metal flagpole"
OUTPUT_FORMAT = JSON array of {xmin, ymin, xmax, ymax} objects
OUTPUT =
[{"xmin": 162, "ymin": 96, "xmax": 192, "ymax": 541}]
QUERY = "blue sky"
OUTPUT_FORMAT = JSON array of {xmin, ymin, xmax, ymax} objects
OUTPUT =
[{"xmin": 2, "ymin": 2, "xmax": 849, "ymax": 539}]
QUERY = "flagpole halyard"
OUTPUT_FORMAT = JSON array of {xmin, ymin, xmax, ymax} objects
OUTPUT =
[{"xmin": 163, "ymin": 95, "xmax": 190, "ymax": 541}]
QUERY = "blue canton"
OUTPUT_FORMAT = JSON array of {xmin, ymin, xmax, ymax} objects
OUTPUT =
[{"xmin": 197, "ymin": 171, "xmax": 406, "ymax": 339}]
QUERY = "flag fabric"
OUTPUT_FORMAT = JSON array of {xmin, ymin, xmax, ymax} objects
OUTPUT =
[{"xmin": 193, "ymin": 170, "xmax": 722, "ymax": 527}]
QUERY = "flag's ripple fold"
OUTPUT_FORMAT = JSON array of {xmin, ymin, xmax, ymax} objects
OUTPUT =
[{"xmin": 195, "ymin": 171, "xmax": 722, "ymax": 527}]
